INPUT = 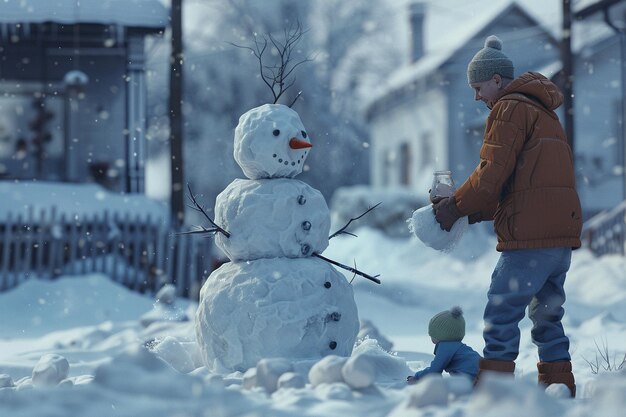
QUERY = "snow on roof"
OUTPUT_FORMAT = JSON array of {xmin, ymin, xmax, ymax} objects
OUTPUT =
[
  {"xmin": 367, "ymin": 1, "xmax": 545, "ymax": 110},
  {"xmin": 0, "ymin": 181, "xmax": 168, "ymax": 224},
  {"xmin": 535, "ymin": 60, "xmax": 563, "ymax": 80},
  {"xmin": 0, "ymin": 0, "xmax": 167, "ymax": 29}
]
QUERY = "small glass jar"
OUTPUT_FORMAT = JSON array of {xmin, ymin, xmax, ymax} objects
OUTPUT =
[{"xmin": 430, "ymin": 170, "xmax": 455, "ymax": 201}]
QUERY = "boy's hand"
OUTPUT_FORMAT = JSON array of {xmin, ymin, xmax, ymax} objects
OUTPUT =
[
  {"xmin": 433, "ymin": 197, "xmax": 462, "ymax": 232},
  {"xmin": 406, "ymin": 375, "xmax": 418, "ymax": 385},
  {"xmin": 428, "ymin": 189, "xmax": 445, "ymax": 205}
]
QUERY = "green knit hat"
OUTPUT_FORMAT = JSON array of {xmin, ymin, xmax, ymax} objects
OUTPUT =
[
  {"xmin": 467, "ymin": 35, "xmax": 514, "ymax": 84},
  {"xmin": 428, "ymin": 306, "xmax": 466, "ymax": 341}
]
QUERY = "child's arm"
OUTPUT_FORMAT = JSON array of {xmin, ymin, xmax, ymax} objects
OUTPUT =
[{"xmin": 412, "ymin": 344, "xmax": 456, "ymax": 380}]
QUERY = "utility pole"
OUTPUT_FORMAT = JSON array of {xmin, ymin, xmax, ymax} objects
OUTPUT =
[
  {"xmin": 575, "ymin": 0, "xmax": 626, "ymax": 201},
  {"xmin": 561, "ymin": 0, "xmax": 575, "ymax": 156},
  {"xmin": 169, "ymin": 0, "xmax": 185, "ymax": 229}
]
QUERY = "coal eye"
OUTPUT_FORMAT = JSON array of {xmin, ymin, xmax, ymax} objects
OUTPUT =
[
  {"xmin": 273, "ymin": 129, "xmax": 280, "ymax": 136},
  {"xmin": 301, "ymin": 131, "xmax": 307, "ymax": 138}
]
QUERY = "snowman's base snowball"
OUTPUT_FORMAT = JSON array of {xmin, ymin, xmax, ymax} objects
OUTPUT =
[
  {"xmin": 195, "ymin": 257, "xmax": 359, "ymax": 372},
  {"xmin": 407, "ymin": 205, "xmax": 468, "ymax": 252}
]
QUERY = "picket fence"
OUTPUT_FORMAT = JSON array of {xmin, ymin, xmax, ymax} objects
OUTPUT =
[
  {"xmin": 582, "ymin": 200, "xmax": 626, "ymax": 257},
  {"xmin": 0, "ymin": 207, "xmax": 214, "ymax": 299}
]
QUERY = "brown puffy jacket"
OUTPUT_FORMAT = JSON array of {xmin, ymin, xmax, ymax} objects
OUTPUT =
[{"xmin": 454, "ymin": 72, "xmax": 582, "ymax": 251}]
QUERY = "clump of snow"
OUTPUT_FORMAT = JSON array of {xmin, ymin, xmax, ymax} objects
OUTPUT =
[
  {"xmin": 277, "ymin": 372, "xmax": 305, "ymax": 390},
  {"xmin": 544, "ymin": 383, "xmax": 572, "ymax": 398},
  {"xmin": 195, "ymin": 257, "xmax": 359, "ymax": 372},
  {"xmin": 155, "ymin": 284, "xmax": 177, "ymax": 305},
  {"xmin": 407, "ymin": 204, "xmax": 468, "ymax": 252},
  {"xmin": 139, "ymin": 284, "xmax": 189, "ymax": 328},
  {"xmin": 358, "ymin": 319, "xmax": 393, "ymax": 352},
  {"xmin": 314, "ymin": 382, "xmax": 354, "ymax": 401},
  {"xmin": 406, "ymin": 374, "xmax": 449, "ymax": 408},
  {"xmin": 468, "ymin": 374, "xmax": 565, "ymax": 417},
  {"xmin": 330, "ymin": 185, "xmax": 425, "ymax": 237},
  {"xmin": 31, "ymin": 354, "xmax": 69, "ymax": 387},
  {"xmin": 351, "ymin": 339, "xmax": 411, "ymax": 383},
  {"xmin": 308, "ymin": 356, "xmax": 348, "ymax": 387},
  {"xmin": 309, "ymin": 339, "xmax": 410, "ymax": 390},
  {"xmin": 342, "ymin": 353, "xmax": 376, "ymax": 389},
  {"xmin": 255, "ymin": 358, "xmax": 294, "ymax": 394},
  {"xmin": 446, "ymin": 374, "xmax": 474, "ymax": 398},
  {"xmin": 242, "ymin": 368, "xmax": 258, "ymax": 390},
  {"xmin": 94, "ymin": 346, "xmax": 202, "ymax": 399},
  {"xmin": 149, "ymin": 336, "xmax": 197, "ymax": 374},
  {"xmin": 214, "ymin": 178, "xmax": 330, "ymax": 261}
]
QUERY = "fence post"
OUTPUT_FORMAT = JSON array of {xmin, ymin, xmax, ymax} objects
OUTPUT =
[
  {"xmin": 0, "ymin": 212, "xmax": 13, "ymax": 290},
  {"xmin": 35, "ymin": 208, "xmax": 47, "ymax": 277}
]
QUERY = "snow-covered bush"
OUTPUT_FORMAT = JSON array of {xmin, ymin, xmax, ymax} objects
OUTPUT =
[{"xmin": 329, "ymin": 186, "xmax": 426, "ymax": 237}]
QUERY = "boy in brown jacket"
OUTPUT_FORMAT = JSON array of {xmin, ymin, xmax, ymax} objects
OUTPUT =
[{"xmin": 432, "ymin": 35, "xmax": 582, "ymax": 397}]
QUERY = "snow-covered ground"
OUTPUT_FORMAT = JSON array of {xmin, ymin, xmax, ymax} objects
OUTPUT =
[{"xmin": 1, "ymin": 225, "xmax": 625, "ymax": 416}]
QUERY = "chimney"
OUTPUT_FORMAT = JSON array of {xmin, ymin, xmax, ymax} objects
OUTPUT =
[{"xmin": 409, "ymin": 2, "xmax": 426, "ymax": 63}]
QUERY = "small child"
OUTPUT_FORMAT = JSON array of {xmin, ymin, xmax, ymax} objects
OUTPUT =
[{"xmin": 407, "ymin": 306, "xmax": 480, "ymax": 384}]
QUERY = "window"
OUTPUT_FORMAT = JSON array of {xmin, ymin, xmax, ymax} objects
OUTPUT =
[{"xmin": 0, "ymin": 84, "xmax": 64, "ymax": 179}]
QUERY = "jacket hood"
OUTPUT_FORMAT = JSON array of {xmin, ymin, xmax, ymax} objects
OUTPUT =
[{"xmin": 496, "ymin": 72, "xmax": 564, "ymax": 111}]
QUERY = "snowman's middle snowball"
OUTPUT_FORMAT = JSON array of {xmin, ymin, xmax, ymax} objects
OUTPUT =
[{"xmin": 215, "ymin": 178, "xmax": 330, "ymax": 261}]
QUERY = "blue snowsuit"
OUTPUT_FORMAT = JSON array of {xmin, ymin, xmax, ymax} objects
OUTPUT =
[{"xmin": 413, "ymin": 341, "xmax": 480, "ymax": 380}]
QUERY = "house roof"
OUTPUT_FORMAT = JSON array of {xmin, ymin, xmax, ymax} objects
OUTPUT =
[
  {"xmin": 366, "ymin": 1, "xmax": 555, "ymax": 118},
  {"xmin": 0, "ymin": 0, "xmax": 167, "ymax": 29}
]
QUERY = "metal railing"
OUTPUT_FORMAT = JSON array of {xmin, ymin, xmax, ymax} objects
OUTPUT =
[{"xmin": 582, "ymin": 200, "xmax": 626, "ymax": 256}]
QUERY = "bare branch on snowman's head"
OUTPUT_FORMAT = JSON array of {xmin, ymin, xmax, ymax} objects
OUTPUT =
[
  {"xmin": 229, "ymin": 20, "xmax": 312, "ymax": 106},
  {"xmin": 181, "ymin": 184, "xmax": 231, "ymax": 238}
]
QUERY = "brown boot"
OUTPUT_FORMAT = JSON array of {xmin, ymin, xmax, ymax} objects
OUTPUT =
[
  {"xmin": 474, "ymin": 358, "xmax": 515, "ymax": 386},
  {"xmin": 537, "ymin": 361, "xmax": 576, "ymax": 398}
]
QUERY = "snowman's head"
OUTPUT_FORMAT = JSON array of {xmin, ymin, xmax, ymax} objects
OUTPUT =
[{"xmin": 234, "ymin": 104, "xmax": 312, "ymax": 179}]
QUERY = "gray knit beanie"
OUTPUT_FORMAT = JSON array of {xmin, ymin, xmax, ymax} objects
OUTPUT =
[
  {"xmin": 428, "ymin": 306, "xmax": 466, "ymax": 342},
  {"xmin": 467, "ymin": 35, "xmax": 514, "ymax": 84}
]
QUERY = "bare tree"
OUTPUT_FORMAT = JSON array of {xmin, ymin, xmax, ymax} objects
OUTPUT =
[{"xmin": 230, "ymin": 21, "xmax": 312, "ymax": 105}]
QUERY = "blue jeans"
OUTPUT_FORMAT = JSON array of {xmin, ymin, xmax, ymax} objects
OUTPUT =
[{"xmin": 483, "ymin": 247, "xmax": 572, "ymax": 362}]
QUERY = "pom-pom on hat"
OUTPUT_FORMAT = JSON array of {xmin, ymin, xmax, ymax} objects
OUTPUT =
[
  {"xmin": 467, "ymin": 35, "xmax": 514, "ymax": 84},
  {"xmin": 428, "ymin": 306, "xmax": 466, "ymax": 342}
]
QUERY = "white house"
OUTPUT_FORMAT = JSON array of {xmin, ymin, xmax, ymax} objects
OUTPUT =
[
  {"xmin": 366, "ymin": 2, "xmax": 559, "ymax": 201},
  {"xmin": 0, "ymin": 0, "xmax": 167, "ymax": 193},
  {"xmin": 571, "ymin": 0, "xmax": 626, "ymax": 218}
]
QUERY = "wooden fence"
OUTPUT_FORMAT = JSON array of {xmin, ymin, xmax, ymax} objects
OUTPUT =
[
  {"xmin": 582, "ymin": 200, "xmax": 626, "ymax": 256},
  {"xmin": 0, "ymin": 207, "xmax": 215, "ymax": 299}
]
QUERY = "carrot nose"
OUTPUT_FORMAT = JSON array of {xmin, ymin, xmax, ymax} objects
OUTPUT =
[{"xmin": 289, "ymin": 138, "xmax": 312, "ymax": 149}]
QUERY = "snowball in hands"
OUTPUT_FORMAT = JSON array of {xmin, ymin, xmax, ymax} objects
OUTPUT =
[{"xmin": 408, "ymin": 205, "xmax": 468, "ymax": 251}]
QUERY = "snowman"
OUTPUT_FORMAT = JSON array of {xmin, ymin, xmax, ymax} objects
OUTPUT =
[{"xmin": 195, "ymin": 103, "xmax": 366, "ymax": 372}]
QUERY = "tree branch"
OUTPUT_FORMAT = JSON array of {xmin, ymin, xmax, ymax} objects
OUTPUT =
[
  {"xmin": 230, "ymin": 19, "xmax": 312, "ymax": 104},
  {"xmin": 329, "ymin": 202, "xmax": 381, "ymax": 239},
  {"xmin": 184, "ymin": 184, "xmax": 231, "ymax": 238},
  {"xmin": 313, "ymin": 252, "xmax": 381, "ymax": 284}
]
